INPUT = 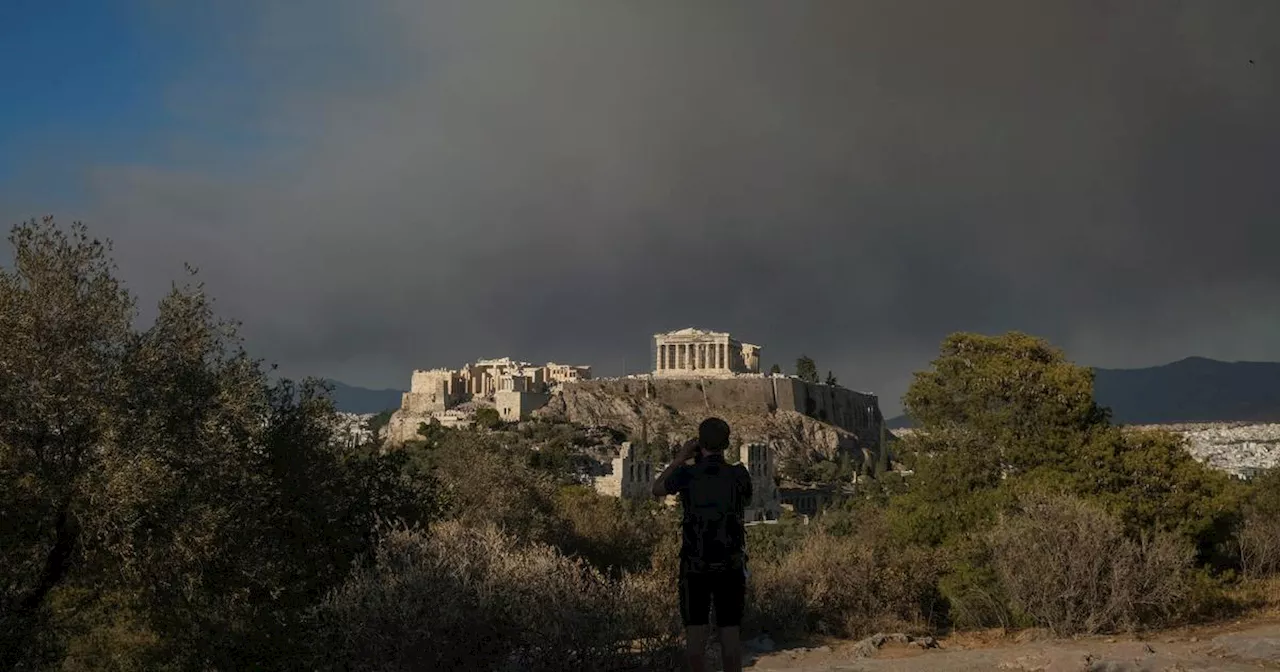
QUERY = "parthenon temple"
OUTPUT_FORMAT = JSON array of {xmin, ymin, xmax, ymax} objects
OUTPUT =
[{"xmin": 652, "ymin": 328, "xmax": 761, "ymax": 377}]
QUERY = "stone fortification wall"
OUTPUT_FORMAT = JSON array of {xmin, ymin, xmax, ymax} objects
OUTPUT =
[{"xmin": 771, "ymin": 378, "xmax": 881, "ymax": 434}]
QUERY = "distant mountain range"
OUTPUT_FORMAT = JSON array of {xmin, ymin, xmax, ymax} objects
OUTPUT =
[
  {"xmin": 323, "ymin": 380, "xmax": 404, "ymax": 414},
  {"xmin": 888, "ymin": 357, "xmax": 1280, "ymax": 429}
]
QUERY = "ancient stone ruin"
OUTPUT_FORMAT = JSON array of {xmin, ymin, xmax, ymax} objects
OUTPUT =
[
  {"xmin": 591, "ymin": 440, "xmax": 783, "ymax": 522},
  {"xmin": 593, "ymin": 441, "xmax": 655, "ymax": 500},
  {"xmin": 384, "ymin": 357, "xmax": 591, "ymax": 444},
  {"xmin": 653, "ymin": 328, "xmax": 761, "ymax": 377},
  {"xmin": 741, "ymin": 442, "xmax": 782, "ymax": 522}
]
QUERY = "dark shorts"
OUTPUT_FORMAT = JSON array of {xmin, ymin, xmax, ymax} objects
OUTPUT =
[{"xmin": 678, "ymin": 558, "xmax": 747, "ymax": 627}]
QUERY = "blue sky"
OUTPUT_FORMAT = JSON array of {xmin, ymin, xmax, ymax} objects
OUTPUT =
[
  {"xmin": 0, "ymin": 1, "xmax": 258, "ymax": 204},
  {"xmin": 4, "ymin": 2, "xmax": 155, "ymax": 188}
]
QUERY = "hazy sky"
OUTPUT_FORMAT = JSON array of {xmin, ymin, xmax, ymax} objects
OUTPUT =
[{"xmin": 2, "ymin": 1, "xmax": 1278, "ymax": 414}]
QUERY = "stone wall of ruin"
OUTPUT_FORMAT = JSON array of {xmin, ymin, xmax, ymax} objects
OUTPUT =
[
  {"xmin": 592, "ymin": 442, "xmax": 656, "ymax": 501},
  {"xmin": 742, "ymin": 442, "xmax": 781, "ymax": 521},
  {"xmin": 771, "ymin": 378, "xmax": 881, "ymax": 436},
  {"xmin": 494, "ymin": 389, "xmax": 551, "ymax": 422}
]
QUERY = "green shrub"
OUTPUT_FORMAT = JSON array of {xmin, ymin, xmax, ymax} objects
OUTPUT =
[
  {"xmin": 936, "ymin": 537, "xmax": 1020, "ymax": 630},
  {"xmin": 474, "ymin": 406, "xmax": 503, "ymax": 429}
]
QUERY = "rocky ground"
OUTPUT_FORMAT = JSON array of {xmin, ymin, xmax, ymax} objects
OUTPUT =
[{"xmin": 737, "ymin": 618, "xmax": 1280, "ymax": 671}]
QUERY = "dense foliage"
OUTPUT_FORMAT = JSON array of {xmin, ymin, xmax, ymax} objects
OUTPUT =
[
  {"xmin": 794, "ymin": 356, "xmax": 818, "ymax": 384},
  {"xmin": 0, "ymin": 220, "xmax": 439, "ymax": 669},
  {"xmin": 8, "ymin": 219, "xmax": 1280, "ymax": 671}
]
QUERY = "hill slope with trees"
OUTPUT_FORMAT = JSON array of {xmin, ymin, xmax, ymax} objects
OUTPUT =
[{"xmin": 890, "ymin": 356, "xmax": 1280, "ymax": 428}]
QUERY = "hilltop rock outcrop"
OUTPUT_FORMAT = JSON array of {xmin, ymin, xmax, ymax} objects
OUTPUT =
[{"xmin": 535, "ymin": 377, "xmax": 883, "ymax": 469}]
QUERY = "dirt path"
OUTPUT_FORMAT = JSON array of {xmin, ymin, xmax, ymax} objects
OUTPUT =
[{"xmin": 743, "ymin": 619, "xmax": 1280, "ymax": 671}]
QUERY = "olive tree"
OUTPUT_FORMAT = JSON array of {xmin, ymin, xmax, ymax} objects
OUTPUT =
[{"xmin": 0, "ymin": 218, "xmax": 438, "ymax": 669}]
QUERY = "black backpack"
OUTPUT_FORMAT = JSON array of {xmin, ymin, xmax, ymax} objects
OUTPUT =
[{"xmin": 681, "ymin": 461, "xmax": 749, "ymax": 571}]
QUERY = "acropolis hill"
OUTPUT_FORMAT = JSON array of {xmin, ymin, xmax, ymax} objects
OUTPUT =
[{"xmin": 382, "ymin": 328, "xmax": 890, "ymax": 470}]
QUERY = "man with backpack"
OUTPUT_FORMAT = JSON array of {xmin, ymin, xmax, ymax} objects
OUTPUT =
[{"xmin": 652, "ymin": 417, "xmax": 753, "ymax": 672}]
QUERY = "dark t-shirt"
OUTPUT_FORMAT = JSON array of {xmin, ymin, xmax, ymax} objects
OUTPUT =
[{"xmin": 664, "ymin": 453, "xmax": 753, "ymax": 570}]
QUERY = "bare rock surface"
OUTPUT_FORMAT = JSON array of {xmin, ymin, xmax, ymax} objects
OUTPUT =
[
  {"xmin": 744, "ymin": 621, "xmax": 1280, "ymax": 671},
  {"xmin": 539, "ymin": 380, "xmax": 870, "ymax": 467}
]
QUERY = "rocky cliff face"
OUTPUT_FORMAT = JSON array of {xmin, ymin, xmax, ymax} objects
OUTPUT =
[{"xmin": 535, "ymin": 378, "xmax": 880, "ymax": 469}]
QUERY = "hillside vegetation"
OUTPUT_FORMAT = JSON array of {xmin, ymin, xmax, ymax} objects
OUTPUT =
[
  {"xmin": 891, "ymin": 356, "xmax": 1280, "ymax": 428},
  {"xmin": 9, "ymin": 219, "xmax": 1280, "ymax": 670}
]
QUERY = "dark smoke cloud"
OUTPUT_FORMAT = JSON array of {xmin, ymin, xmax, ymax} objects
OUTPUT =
[{"xmin": 11, "ymin": 1, "xmax": 1280, "ymax": 413}]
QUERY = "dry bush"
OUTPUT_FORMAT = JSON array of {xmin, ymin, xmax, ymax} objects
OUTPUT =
[
  {"xmin": 989, "ymin": 495, "xmax": 1193, "ymax": 636},
  {"xmin": 430, "ymin": 438, "xmax": 565, "ymax": 546},
  {"xmin": 747, "ymin": 528, "xmax": 945, "ymax": 641},
  {"xmin": 1238, "ymin": 510, "xmax": 1280, "ymax": 578},
  {"xmin": 552, "ymin": 486, "xmax": 668, "ymax": 574},
  {"xmin": 311, "ymin": 521, "xmax": 679, "ymax": 672}
]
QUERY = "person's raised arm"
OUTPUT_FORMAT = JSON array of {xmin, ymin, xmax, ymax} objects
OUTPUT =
[{"xmin": 652, "ymin": 439, "xmax": 699, "ymax": 497}]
